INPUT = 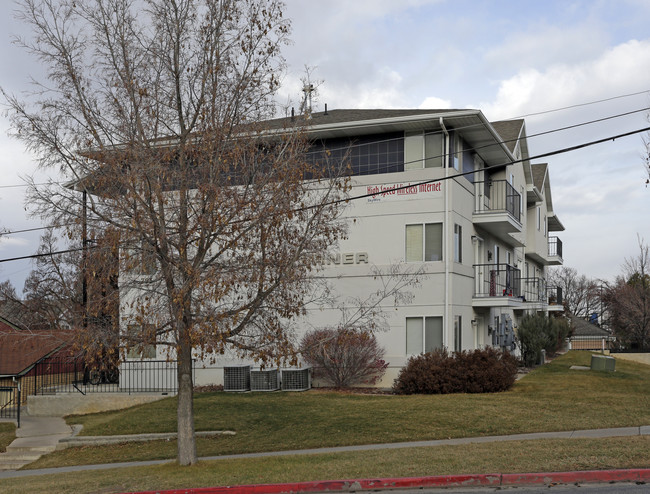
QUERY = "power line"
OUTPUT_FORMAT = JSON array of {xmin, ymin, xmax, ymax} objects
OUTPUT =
[
  {"xmin": 0, "ymin": 91, "xmax": 648, "ymax": 189},
  {"xmin": 0, "ymin": 125, "xmax": 648, "ymax": 266}
]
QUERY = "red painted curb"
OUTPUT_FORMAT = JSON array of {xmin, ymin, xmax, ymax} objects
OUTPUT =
[
  {"xmin": 501, "ymin": 468, "xmax": 650, "ymax": 486},
  {"xmin": 128, "ymin": 473, "xmax": 501, "ymax": 493},
  {"xmin": 126, "ymin": 469, "xmax": 650, "ymax": 494}
]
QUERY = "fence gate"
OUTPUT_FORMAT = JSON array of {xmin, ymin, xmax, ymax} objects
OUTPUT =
[{"xmin": 0, "ymin": 384, "xmax": 21, "ymax": 428}]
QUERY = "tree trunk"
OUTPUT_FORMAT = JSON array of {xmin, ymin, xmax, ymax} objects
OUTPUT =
[{"xmin": 176, "ymin": 336, "xmax": 197, "ymax": 465}]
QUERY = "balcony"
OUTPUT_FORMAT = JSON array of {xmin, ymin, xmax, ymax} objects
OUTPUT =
[
  {"xmin": 473, "ymin": 180, "xmax": 523, "ymax": 246},
  {"xmin": 548, "ymin": 236, "xmax": 563, "ymax": 265},
  {"xmin": 547, "ymin": 286, "xmax": 564, "ymax": 312},
  {"xmin": 472, "ymin": 263, "xmax": 524, "ymax": 308}
]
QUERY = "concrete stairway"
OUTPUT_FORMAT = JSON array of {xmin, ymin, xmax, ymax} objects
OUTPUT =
[{"xmin": 0, "ymin": 416, "xmax": 73, "ymax": 471}]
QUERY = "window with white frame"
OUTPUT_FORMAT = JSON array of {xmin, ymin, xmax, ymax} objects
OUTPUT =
[
  {"xmin": 536, "ymin": 206, "xmax": 541, "ymax": 231},
  {"xmin": 406, "ymin": 316, "xmax": 443, "ymax": 354},
  {"xmin": 452, "ymin": 135, "xmax": 462, "ymax": 171},
  {"xmin": 544, "ymin": 216, "xmax": 547, "ymax": 237},
  {"xmin": 126, "ymin": 324, "xmax": 157, "ymax": 359},
  {"xmin": 406, "ymin": 223, "xmax": 443, "ymax": 262},
  {"xmin": 454, "ymin": 315, "xmax": 462, "ymax": 352},
  {"xmin": 454, "ymin": 224, "xmax": 462, "ymax": 263}
]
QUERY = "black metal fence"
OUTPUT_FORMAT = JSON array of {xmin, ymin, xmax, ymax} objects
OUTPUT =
[
  {"xmin": 0, "ymin": 385, "xmax": 21, "ymax": 427},
  {"xmin": 475, "ymin": 180, "xmax": 521, "ymax": 222},
  {"xmin": 28, "ymin": 358, "xmax": 189, "ymax": 396},
  {"xmin": 473, "ymin": 263, "xmax": 521, "ymax": 298}
]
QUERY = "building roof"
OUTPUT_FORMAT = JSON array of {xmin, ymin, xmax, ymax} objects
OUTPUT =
[
  {"xmin": 0, "ymin": 321, "xmax": 73, "ymax": 376},
  {"xmin": 569, "ymin": 314, "xmax": 612, "ymax": 338},
  {"xmin": 531, "ymin": 163, "xmax": 548, "ymax": 191},
  {"xmin": 490, "ymin": 119, "xmax": 525, "ymax": 154}
]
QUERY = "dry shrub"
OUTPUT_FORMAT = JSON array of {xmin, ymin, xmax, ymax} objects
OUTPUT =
[{"xmin": 300, "ymin": 328, "xmax": 388, "ymax": 388}]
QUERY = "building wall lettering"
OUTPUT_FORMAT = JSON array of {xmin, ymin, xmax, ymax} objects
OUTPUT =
[
  {"xmin": 366, "ymin": 182, "xmax": 441, "ymax": 203},
  {"xmin": 323, "ymin": 252, "xmax": 369, "ymax": 265}
]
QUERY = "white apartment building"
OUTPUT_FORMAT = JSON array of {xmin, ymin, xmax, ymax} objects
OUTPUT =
[{"xmin": 123, "ymin": 108, "xmax": 565, "ymax": 388}]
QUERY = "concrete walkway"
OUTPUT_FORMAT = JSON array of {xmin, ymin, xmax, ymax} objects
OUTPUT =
[
  {"xmin": 0, "ymin": 418, "xmax": 648, "ymax": 479},
  {"xmin": 0, "ymin": 416, "xmax": 74, "ymax": 471}
]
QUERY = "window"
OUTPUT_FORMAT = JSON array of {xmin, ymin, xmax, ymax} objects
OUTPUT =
[
  {"xmin": 406, "ymin": 223, "xmax": 443, "ymax": 262},
  {"xmin": 405, "ymin": 131, "xmax": 443, "ymax": 169},
  {"xmin": 127, "ymin": 344, "xmax": 157, "ymax": 359},
  {"xmin": 544, "ymin": 216, "xmax": 547, "ymax": 237},
  {"xmin": 406, "ymin": 316, "xmax": 443, "ymax": 354},
  {"xmin": 451, "ymin": 135, "xmax": 462, "ymax": 171},
  {"xmin": 454, "ymin": 315, "xmax": 462, "ymax": 352},
  {"xmin": 425, "ymin": 132, "xmax": 443, "ymax": 168},
  {"xmin": 139, "ymin": 241, "xmax": 157, "ymax": 275},
  {"xmin": 454, "ymin": 224, "xmax": 462, "ymax": 263},
  {"xmin": 536, "ymin": 206, "xmax": 541, "ymax": 231},
  {"xmin": 126, "ymin": 324, "xmax": 157, "ymax": 359}
]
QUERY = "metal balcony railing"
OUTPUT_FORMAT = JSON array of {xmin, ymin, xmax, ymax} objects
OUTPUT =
[
  {"xmin": 473, "ymin": 263, "xmax": 521, "ymax": 298},
  {"xmin": 549, "ymin": 236, "xmax": 563, "ymax": 258},
  {"xmin": 475, "ymin": 180, "xmax": 521, "ymax": 223},
  {"xmin": 519, "ymin": 277, "xmax": 547, "ymax": 303},
  {"xmin": 547, "ymin": 286, "xmax": 563, "ymax": 307}
]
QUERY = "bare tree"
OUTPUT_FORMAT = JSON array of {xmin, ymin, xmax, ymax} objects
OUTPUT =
[
  {"xmin": 547, "ymin": 266, "xmax": 601, "ymax": 320},
  {"xmin": 5, "ymin": 0, "xmax": 348, "ymax": 465},
  {"xmin": 604, "ymin": 236, "xmax": 650, "ymax": 350}
]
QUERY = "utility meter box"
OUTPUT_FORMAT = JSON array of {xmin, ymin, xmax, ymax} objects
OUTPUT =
[{"xmin": 590, "ymin": 354, "xmax": 615, "ymax": 372}]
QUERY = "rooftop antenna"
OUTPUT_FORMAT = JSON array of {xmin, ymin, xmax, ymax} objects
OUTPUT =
[{"xmin": 302, "ymin": 82, "xmax": 314, "ymax": 119}]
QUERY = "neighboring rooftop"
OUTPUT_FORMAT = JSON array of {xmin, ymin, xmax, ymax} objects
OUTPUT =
[{"xmin": 0, "ymin": 321, "xmax": 73, "ymax": 376}]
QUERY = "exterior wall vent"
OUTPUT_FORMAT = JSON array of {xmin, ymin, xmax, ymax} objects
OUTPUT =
[
  {"xmin": 250, "ymin": 368, "xmax": 280, "ymax": 392},
  {"xmin": 281, "ymin": 367, "xmax": 311, "ymax": 391},
  {"xmin": 223, "ymin": 365, "xmax": 250, "ymax": 392}
]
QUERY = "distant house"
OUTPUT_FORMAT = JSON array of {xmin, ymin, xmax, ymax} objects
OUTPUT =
[
  {"xmin": 568, "ymin": 314, "xmax": 615, "ymax": 351},
  {"xmin": 0, "ymin": 314, "xmax": 73, "ymax": 403}
]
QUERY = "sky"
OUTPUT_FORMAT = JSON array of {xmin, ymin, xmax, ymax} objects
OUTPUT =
[{"xmin": 0, "ymin": 0, "xmax": 649, "ymax": 292}]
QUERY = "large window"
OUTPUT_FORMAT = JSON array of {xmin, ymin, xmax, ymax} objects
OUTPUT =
[
  {"xmin": 406, "ymin": 316, "xmax": 443, "ymax": 354},
  {"xmin": 454, "ymin": 224, "xmax": 462, "ymax": 263},
  {"xmin": 308, "ymin": 132, "xmax": 404, "ymax": 176},
  {"xmin": 406, "ymin": 223, "xmax": 443, "ymax": 262}
]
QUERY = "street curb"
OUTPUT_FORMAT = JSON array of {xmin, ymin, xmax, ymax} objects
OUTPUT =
[{"xmin": 126, "ymin": 468, "xmax": 650, "ymax": 493}]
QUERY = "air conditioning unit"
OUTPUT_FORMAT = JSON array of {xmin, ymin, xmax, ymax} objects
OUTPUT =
[
  {"xmin": 250, "ymin": 368, "xmax": 280, "ymax": 392},
  {"xmin": 281, "ymin": 367, "xmax": 311, "ymax": 392},
  {"xmin": 223, "ymin": 365, "xmax": 250, "ymax": 392}
]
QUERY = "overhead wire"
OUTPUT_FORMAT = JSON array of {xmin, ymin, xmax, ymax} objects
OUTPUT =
[{"xmin": 1, "ymin": 124, "xmax": 649, "ymax": 265}]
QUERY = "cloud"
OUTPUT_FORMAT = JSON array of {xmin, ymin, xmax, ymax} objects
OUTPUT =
[
  {"xmin": 418, "ymin": 96, "xmax": 452, "ymax": 110},
  {"xmin": 480, "ymin": 39, "xmax": 650, "ymax": 121}
]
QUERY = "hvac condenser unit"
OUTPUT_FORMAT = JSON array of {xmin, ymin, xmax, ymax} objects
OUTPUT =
[
  {"xmin": 281, "ymin": 367, "xmax": 311, "ymax": 392},
  {"xmin": 223, "ymin": 365, "xmax": 250, "ymax": 392},
  {"xmin": 250, "ymin": 368, "xmax": 280, "ymax": 392}
]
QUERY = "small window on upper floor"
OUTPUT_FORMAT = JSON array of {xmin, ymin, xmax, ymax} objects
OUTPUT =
[
  {"xmin": 451, "ymin": 135, "xmax": 462, "ymax": 171},
  {"xmin": 536, "ymin": 206, "xmax": 541, "ymax": 231},
  {"xmin": 454, "ymin": 224, "xmax": 462, "ymax": 263}
]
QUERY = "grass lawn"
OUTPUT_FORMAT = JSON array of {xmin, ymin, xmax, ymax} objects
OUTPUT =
[
  {"xmin": 2, "ymin": 436, "xmax": 650, "ymax": 494},
  {"xmin": 0, "ymin": 422, "xmax": 15, "ymax": 452},
  {"xmin": 27, "ymin": 351, "xmax": 650, "ymax": 470}
]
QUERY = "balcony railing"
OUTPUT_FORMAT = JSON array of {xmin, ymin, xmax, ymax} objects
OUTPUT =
[
  {"xmin": 547, "ymin": 286, "xmax": 563, "ymax": 307},
  {"xmin": 475, "ymin": 180, "xmax": 521, "ymax": 223},
  {"xmin": 520, "ymin": 277, "xmax": 546, "ymax": 303},
  {"xmin": 473, "ymin": 263, "xmax": 521, "ymax": 298},
  {"xmin": 549, "ymin": 236, "xmax": 563, "ymax": 258}
]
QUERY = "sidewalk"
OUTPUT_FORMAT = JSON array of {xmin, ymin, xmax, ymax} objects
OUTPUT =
[
  {"xmin": 0, "ymin": 416, "xmax": 73, "ymax": 471},
  {"xmin": 0, "ymin": 421, "xmax": 648, "ymax": 479}
]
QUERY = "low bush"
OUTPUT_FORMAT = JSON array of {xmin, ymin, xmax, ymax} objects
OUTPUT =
[
  {"xmin": 300, "ymin": 327, "xmax": 388, "ymax": 388},
  {"xmin": 393, "ymin": 347, "xmax": 518, "ymax": 395}
]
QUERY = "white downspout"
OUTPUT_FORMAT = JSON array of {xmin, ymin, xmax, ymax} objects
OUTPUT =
[{"xmin": 440, "ymin": 117, "xmax": 450, "ymax": 349}]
